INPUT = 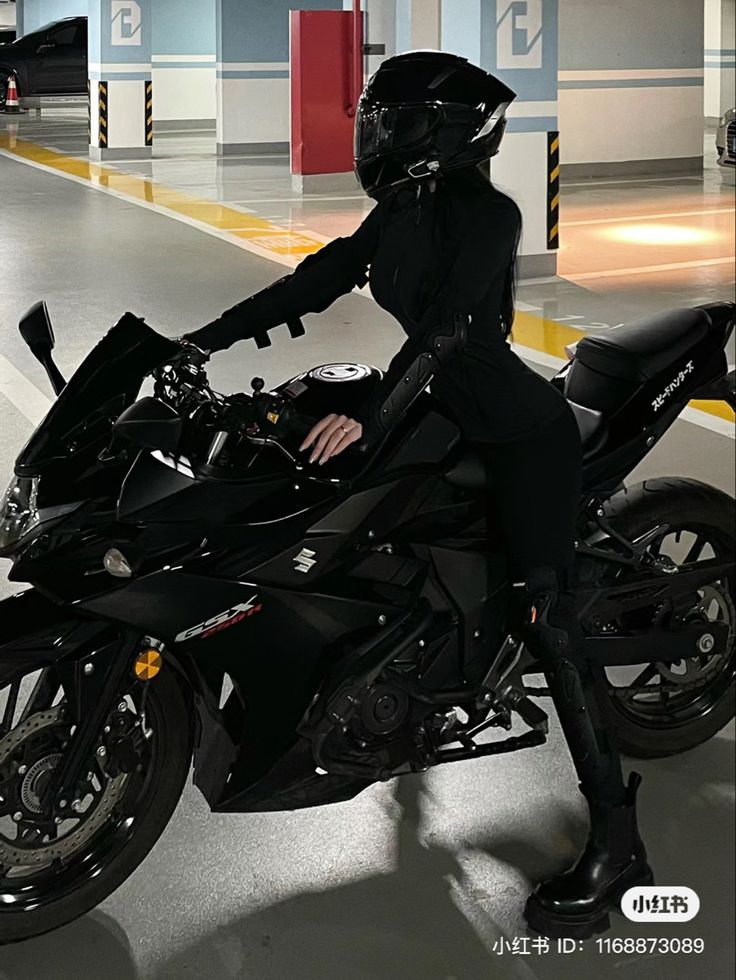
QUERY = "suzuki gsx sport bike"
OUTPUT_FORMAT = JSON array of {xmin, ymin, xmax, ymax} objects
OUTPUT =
[{"xmin": 0, "ymin": 300, "xmax": 734, "ymax": 943}]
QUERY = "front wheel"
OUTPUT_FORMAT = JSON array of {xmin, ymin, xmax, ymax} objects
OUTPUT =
[
  {"xmin": 595, "ymin": 478, "xmax": 735, "ymax": 758},
  {"xmin": 0, "ymin": 656, "xmax": 193, "ymax": 944}
]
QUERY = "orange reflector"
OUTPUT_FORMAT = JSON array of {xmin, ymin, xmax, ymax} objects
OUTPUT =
[
  {"xmin": 134, "ymin": 649, "xmax": 162, "ymax": 681},
  {"xmin": 530, "ymin": 606, "xmax": 538, "ymax": 624}
]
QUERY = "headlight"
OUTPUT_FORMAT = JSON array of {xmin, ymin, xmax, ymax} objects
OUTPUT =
[{"xmin": 0, "ymin": 475, "xmax": 41, "ymax": 551}]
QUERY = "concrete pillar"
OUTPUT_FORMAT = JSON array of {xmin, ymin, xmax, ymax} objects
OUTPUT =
[
  {"xmin": 441, "ymin": 0, "xmax": 559, "ymax": 277},
  {"xmin": 705, "ymin": 0, "xmax": 736, "ymax": 122},
  {"xmin": 216, "ymin": 0, "xmax": 342, "ymax": 156},
  {"xmin": 344, "ymin": 0, "xmax": 397, "ymax": 74},
  {"xmin": 558, "ymin": 0, "xmax": 704, "ymax": 175},
  {"xmin": 88, "ymin": 0, "xmax": 153, "ymax": 160},
  {"xmin": 395, "ymin": 0, "xmax": 440, "ymax": 53},
  {"xmin": 16, "ymin": 1, "xmax": 34, "ymax": 36},
  {"xmin": 152, "ymin": 0, "xmax": 216, "ymax": 130},
  {"xmin": 410, "ymin": 0, "xmax": 440, "ymax": 49}
]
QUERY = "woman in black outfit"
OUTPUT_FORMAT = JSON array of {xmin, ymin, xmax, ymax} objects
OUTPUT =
[{"xmin": 186, "ymin": 52, "xmax": 652, "ymax": 938}]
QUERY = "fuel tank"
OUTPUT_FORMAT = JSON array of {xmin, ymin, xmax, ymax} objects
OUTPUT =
[{"xmin": 276, "ymin": 361, "xmax": 383, "ymax": 423}]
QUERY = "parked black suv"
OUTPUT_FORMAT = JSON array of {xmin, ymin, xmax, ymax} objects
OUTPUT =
[{"xmin": 1, "ymin": 17, "xmax": 87, "ymax": 106}]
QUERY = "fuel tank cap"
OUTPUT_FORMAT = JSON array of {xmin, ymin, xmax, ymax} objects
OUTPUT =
[{"xmin": 309, "ymin": 363, "xmax": 373, "ymax": 383}]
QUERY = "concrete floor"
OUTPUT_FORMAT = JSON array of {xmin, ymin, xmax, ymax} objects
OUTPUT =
[{"xmin": 0, "ymin": 112, "xmax": 734, "ymax": 979}]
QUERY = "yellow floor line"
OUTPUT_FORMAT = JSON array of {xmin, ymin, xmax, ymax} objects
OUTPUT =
[{"xmin": 1, "ymin": 132, "xmax": 733, "ymax": 427}]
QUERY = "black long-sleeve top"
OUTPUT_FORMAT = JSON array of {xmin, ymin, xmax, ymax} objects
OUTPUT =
[{"xmin": 187, "ymin": 169, "xmax": 567, "ymax": 444}]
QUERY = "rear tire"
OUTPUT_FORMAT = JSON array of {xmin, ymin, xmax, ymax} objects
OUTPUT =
[
  {"xmin": 0, "ymin": 667, "xmax": 193, "ymax": 944},
  {"xmin": 598, "ymin": 478, "xmax": 735, "ymax": 758}
]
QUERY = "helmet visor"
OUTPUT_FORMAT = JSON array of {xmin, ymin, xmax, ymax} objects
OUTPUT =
[{"xmin": 355, "ymin": 104, "xmax": 441, "ymax": 161}]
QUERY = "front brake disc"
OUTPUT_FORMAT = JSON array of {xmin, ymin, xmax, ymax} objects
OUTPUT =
[{"xmin": 0, "ymin": 707, "xmax": 127, "ymax": 869}]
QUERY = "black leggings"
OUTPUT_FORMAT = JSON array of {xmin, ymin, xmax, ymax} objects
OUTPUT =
[
  {"xmin": 477, "ymin": 404, "xmax": 626, "ymax": 805},
  {"xmin": 477, "ymin": 402, "xmax": 582, "ymax": 579}
]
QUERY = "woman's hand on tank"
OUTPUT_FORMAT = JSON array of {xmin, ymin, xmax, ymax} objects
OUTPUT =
[{"xmin": 300, "ymin": 414, "xmax": 363, "ymax": 465}]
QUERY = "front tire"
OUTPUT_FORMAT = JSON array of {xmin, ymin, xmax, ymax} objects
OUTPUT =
[
  {"xmin": 0, "ymin": 664, "xmax": 193, "ymax": 944},
  {"xmin": 597, "ymin": 478, "xmax": 735, "ymax": 758}
]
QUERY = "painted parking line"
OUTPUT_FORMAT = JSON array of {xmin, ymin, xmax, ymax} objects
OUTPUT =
[
  {"xmin": 0, "ymin": 134, "xmax": 331, "ymax": 265},
  {"xmin": 0, "ymin": 133, "xmax": 733, "ymax": 436},
  {"xmin": 565, "ymin": 256, "xmax": 735, "ymax": 281}
]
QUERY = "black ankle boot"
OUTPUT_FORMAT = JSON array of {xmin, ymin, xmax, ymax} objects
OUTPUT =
[{"xmin": 524, "ymin": 773, "xmax": 654, "ymax": 939}]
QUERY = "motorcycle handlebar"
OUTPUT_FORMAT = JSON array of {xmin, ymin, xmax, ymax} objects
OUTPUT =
[{"xmin": 155, "ymin": 349, "xmax": 316, "ymax": 449}]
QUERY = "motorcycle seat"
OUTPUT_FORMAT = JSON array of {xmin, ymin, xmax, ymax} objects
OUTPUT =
[{"xmin": 574, "ymin": 308, "xmax": 710, "ymax": 382}]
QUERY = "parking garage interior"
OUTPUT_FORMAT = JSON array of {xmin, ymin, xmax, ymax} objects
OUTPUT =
[{"xmin": 0, "ymin": 1, "xmax": 734, "ymax": 978}]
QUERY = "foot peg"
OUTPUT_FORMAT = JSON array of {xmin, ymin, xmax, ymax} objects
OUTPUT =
[{"xmin": 509, "ymin": 691, "xmax": 549, "ymax": 733}]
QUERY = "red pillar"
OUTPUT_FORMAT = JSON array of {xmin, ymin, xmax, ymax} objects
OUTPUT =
[{"xmin": 290, "ymin": 9, "xmax": 364, "ymax": 192}]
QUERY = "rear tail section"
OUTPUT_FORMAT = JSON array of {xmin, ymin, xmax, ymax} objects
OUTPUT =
[{"xmin": 557, "ymin": 302, "xmax": 735, "ymax": 495}]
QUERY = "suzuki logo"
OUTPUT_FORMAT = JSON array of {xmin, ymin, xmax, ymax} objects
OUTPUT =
[
  {"xmin": 496, "ymin": 0, "xmax": 543, "ymax": 70},
  {"xmin": 111, "ymin": 1, "xmax": 142, "ymax": 46},
  {"xmin": 294, "ymin": 548, "xmax": 317, "ymax": 574}
]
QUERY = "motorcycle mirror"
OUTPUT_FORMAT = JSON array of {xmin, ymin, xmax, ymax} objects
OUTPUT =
[
  {"xmin": 18, "ymin": 301, "xmax": 67, "ymax": 396},
  {"xmin": 113, "ymin": 397, "xmax": 184, "ymax": 455}
]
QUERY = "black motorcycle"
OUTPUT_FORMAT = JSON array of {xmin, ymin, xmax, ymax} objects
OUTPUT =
[{"xmin": 0, "ymin": 300, "xmax": 734, "ymax": 943}]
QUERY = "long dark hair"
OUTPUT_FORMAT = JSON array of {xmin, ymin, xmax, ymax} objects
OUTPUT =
[
  {"xmin": 500, "ymin": 207, "xmax": 521, "ymax": 339},
  {"xmin": 459, "ymin": 163, "xmax": 521, "ymax": 338}
]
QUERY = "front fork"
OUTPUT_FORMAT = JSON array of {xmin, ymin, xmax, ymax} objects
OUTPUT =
[{"xmin": 42, "ymin": 631, "xmax": 144, "ymax": 815}]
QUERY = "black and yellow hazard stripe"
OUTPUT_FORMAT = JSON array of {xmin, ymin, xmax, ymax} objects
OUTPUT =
[
  {"xmin": 547, "ymin": 130, "xmax": 560, "ymax": 250},
  {"xmin": 145, "ymin": 80, "xmax": 153, "ymax": 147},
  {"xmin": 98, "ymin": 81, "xmax": 108, "ymax": 149}
]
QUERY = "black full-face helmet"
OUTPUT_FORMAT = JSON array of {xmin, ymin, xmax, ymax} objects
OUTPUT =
[{"xmin": 355, "ymin": 51, "xmax": 516, "ymax": 198}]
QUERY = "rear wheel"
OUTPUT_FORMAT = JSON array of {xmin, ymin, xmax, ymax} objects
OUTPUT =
[
  {"xmin": 0, "ymin": 656, "xmax": 193, "ymax": 944},
  {"xmin": 596, "ymin": 478, "xmax": 735, "ymax": 758}
]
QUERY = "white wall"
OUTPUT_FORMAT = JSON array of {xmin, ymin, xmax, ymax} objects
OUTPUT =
[
  {"xmin": 559, "ymin": 84, "xmax": 704, "ymax": 167},
  {"xmin": 0, "ymin": 4, "xmax": 16, "ymax": 29},
  {"xmin": 559, "ymin": 0, "xmax": 705, "ymax": 169},
  {"xmin": 723, "ymin": 0, "xmax": 736, "ymax": 111},
  {"xmin": 409, "ymin": 0, "xmax": 440, "ymax": 50},
  {"xmin": 152, "ymin": 0, "xmax": 216, "ymax": 123},
  {"xmin": 343, "ymin": 0, "xmax": 398, "ymax": 74},
  {"xmin": 218, "ymin": 75, "xmax": 289, "ymax": 145},
  {"xmin": 492, "ymin": 132, "xmax": 553, "ymax": 261},
  {"xmin": 152, "ymin": 62, "xmax": 216, "ymax": 123},
  {"xmin": 705, "ymin": 0, "xmax": 735, "ymax": 119}
]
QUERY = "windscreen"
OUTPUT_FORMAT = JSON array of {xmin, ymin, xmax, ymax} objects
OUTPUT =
[{"xmin": 16, "ymin": 314, "xmax": 180, "ymax": 475}]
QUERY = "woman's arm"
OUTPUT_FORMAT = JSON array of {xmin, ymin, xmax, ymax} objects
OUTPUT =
[{"xmin": 185, "ymin": 205, "xmax": 382, "ymax": 354}]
